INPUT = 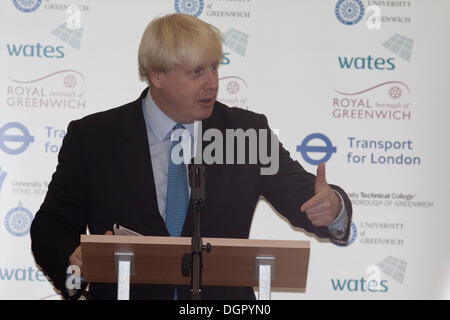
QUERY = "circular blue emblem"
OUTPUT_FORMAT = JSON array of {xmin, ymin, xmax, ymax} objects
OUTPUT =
[
  {"xmin": 5, "ymin": 204, "xmax": 34, "ymax": 237},
  {"xmin": 175, "ymin": 0, "xmax": 204, "ymax": 18},
  {"xmin": 296, "ymin": 133, "xmax": 337, "ymax": 165},
  {"xmin": 332, "ymin": 222, "xmax": 357, "ymax": 247},
  {"xmin": 335, "ymin": 0, "xmax": 364, "ymax": 25},
  {"xmin": 12, "ymin": 0, "xmax": 42, "ymax": 13},
  {"xmin": 0, "ymin": 122, "xmax": 34, "ymax": 155}
]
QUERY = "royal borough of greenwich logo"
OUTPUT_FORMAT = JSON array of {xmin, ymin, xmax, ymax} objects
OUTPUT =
[
  {"xmin": 335, "ymin": 0, "xmax": 364, "ymax": 25},
  {"xmin": 175, "ymin": 0, "xmax": 204, "ymax": 18},
  {"xmin": 12, "ymin": 0, "xmax": 42, "ymax": 13}
]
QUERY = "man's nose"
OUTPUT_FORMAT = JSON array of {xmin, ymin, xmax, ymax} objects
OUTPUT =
[{"xmin": 204, "ymin": 70, "xmax": 218, "ymax": 90}]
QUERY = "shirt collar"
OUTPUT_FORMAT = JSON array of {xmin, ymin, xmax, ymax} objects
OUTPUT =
[{"xmin": 144, "ymin": 90, "xmax": 196, "ymax": 142}]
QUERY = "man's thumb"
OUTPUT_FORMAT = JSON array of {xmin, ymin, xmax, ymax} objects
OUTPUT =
[{"xmin": 315, "ymin": 163, "xmax": 327, "ymax": 192}]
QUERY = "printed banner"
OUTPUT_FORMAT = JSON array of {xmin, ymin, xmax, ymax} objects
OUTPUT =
[{"xmin": 0, "ymin": 0, "xmax": 449, "ymax": 299}]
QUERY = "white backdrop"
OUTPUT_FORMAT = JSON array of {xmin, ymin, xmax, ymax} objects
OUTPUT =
[{"xmin": 0, "ymin": 0, "xmax": 449, "ymax": 300}]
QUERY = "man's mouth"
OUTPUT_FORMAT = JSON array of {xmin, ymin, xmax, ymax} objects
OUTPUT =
[{"xmin": 198, "ymin": 98, "xmax": 214, "ymax": 104}]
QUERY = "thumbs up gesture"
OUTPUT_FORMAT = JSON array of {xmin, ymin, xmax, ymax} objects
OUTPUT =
[{"xmin": 300, "ymin": 163, "xmax": 342, "ymax": 227}]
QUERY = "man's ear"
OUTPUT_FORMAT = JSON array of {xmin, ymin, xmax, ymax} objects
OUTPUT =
[{"xmin": 148, "ymin": 69, "xmax": 163, "ymax": 88}]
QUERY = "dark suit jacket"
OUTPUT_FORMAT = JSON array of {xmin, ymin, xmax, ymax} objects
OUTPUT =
[{"xmin": 30, "ymin": 88, "xmax": 352, "ymax": 300}]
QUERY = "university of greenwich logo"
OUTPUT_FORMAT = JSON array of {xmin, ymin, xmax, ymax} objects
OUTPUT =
[
  {"xmin": 175, "ymin": 0, "xmax": 204, "ymax": 17},
  {"xmin": 335, "ymin": 0, "xmax": 364, "ymax": 25},
  {"xmin": 4, "ymin": 202, "xmax": 34, "ymax": 237},
  {"xmin": 331, "ymin": 222, "xmax": 357, "ymax": 247},
  {"xmin": 12, "ymin": 0, "xmax": 42, "ymax": 13}
]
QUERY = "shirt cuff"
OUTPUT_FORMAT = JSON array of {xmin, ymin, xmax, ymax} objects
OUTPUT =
[{"xmin": 328, "ymin": 190, "xmax": 348, "ymax": 240}]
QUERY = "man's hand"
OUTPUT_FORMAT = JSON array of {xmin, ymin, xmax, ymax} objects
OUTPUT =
[
  {"xmin": 69, "ymin": 230, "xmax": 113, "ymax": 274},
  {"xmin": 300, "ymin": 163, "xmax": 342, "ymax": 227}
]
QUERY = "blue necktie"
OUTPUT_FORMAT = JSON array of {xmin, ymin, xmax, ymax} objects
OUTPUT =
[{"xmin": 165, "ymin": 124, "xmax": 189, "ymax": 237}]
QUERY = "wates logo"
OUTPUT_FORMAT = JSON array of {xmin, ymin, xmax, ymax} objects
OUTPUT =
[
  {"xmin": 331, "ymin": 277, "xmax": 389, "ymax": 292},
  {"xmin": 223, "ymin": 29, "xmax": 249, "ymax": 57},
  {"xmin": 382, "ymin": 34, "xmax": 414, "ymax": 62},
  {"xmin": 221, "ymin": 53, "xmax": 231, "ymax": 65},
  {"xmin": 330, "ymin": 256, "xmax": 407, "ymax": 293},
  {"xmin": 6, "ymin": 43, "xmax": 64, "ymax": 58},
  {"xmin": 338, "ymin": 55, "xmax": 395, "ymax": 70},
  {"xmin": 51, "ymin": 18, "xmax": 84, "ymax": 50},
  {"xmin": 0, "ymin": 266, "xmax": 46, "ymax": 282},
  {"xmin": 331, "ymin": 264, "xmax": 388, "ymax": 293}
]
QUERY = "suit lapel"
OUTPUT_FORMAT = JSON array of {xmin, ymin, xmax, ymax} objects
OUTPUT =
[{"xmin": 113, "ymin": 90, "xmax": 169, "ymax": 236}]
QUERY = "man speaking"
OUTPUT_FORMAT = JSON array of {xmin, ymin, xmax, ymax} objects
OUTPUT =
[{"xmin": 30, "ymin": 13, "xmax": 352, "ymax": 300}]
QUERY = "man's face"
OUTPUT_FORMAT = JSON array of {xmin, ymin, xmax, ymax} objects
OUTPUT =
[{"xmin": 151, "ymin": 57, "xmax": 220, "ymax": 124}]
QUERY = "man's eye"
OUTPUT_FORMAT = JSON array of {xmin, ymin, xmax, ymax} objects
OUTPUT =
[{"xmin": 194, "ymin": 68, "xmax": 203, "ymax": 74}]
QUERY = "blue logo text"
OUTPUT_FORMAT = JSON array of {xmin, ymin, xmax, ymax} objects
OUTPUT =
[
  {"xmin": 338, "ymin": 56, "xmax": 395, "ymax": 70},
  {"xmin": 6, "ymin": 43, "xmax": 64, "ymax": 58}
]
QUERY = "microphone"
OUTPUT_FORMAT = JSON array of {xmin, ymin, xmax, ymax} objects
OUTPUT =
[
  {"xmin": 188, "ymin": 164, "xmax": 206, "ymax": 203},
  {"xmin": 186, "ymin": 163, "xmax": 209, "ymax": 300}
]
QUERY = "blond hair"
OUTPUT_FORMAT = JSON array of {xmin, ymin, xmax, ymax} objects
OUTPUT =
[{"xmin": 138, "ymin": 13, "xmax": 223, "ymax": 82}]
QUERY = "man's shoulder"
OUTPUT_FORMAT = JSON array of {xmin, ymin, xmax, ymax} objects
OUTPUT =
[
  {"xmin": 77, "ymin": 100, "xmax": 139, "ymax": 126},
  {"xmin": 69, "ymin": 97, "xmax": 142, "ymax": 136},
  {"xmin": 212, "ymin": 101, "xmax": 267, "ymax": 128}
]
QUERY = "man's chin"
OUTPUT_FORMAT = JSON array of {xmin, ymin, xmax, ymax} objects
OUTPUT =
[{"xmin": 195, "ymin": 101, "xmax": 215, "ymax": 120}]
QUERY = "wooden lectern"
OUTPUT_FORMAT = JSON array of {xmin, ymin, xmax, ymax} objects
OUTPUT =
[{"xmin": 81, "ymin": 235, "xmax": 310, "ymax": 300}]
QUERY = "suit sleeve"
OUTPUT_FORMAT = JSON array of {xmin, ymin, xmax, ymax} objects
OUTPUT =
[
  {"xmin": 257, "ymin": 114, "xmax": 352, "ymax": 242},
  {"xmin": 30, "ymin": 120, "xmax": 88, "ymax": 298}
]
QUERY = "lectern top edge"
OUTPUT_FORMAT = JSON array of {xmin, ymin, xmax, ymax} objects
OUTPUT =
[
  {"xmin": 81, "ymin": 234, "xmax": 310, "ymax": 249},
  {"xmin": 81, "ymin": 234, "xmax": 190, "ymax": 245}
]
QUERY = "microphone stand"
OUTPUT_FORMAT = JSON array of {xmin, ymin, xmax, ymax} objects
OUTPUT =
[{"xmin": 185, "ymin": 164, "xmax": 211, "ymax": 300}]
